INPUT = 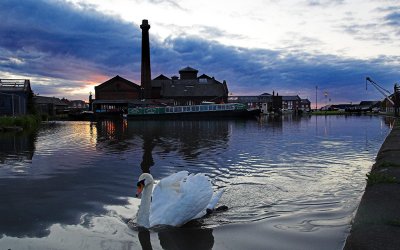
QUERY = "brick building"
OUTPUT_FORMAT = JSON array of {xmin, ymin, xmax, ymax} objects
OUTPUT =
[{"xmin": 93, "ymin": 75, "xmax": 141, "ymax": 114}]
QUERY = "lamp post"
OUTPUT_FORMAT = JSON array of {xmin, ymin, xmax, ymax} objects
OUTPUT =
[{"xmin": 324, "ymin": 91, "xmax": 328, "ymax": 107}]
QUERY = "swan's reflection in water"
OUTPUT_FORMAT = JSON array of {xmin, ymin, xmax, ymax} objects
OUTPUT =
[{"xmin": 138, "ymin": 226, "xmax": 214, "ymax": 250}]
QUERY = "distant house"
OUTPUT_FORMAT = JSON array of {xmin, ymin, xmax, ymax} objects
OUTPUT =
[
  {"xmin": 381, "ymin": 95, "xmax": 398, "ymax": 114},
  {"xmin": 358, "ymin": 101, "xmax": 380, "ymax": 111},
  {"xmin": 331, "ymin": 104, "xmax": 355, "ymax": 111},
  {"xmin": 0, "ymin": 79, "xmax": 32, "ymax": 116},
  {"xmin": 34, "ymin": 96, "xmax": 68, "ymax": 116},
  {"xmin": 300, "ymin": 99, "xmax": 311, "ymax": 112},
  {"xmin": 228, "ymin": 96, "xmax": 260, "ymax": 109},
  {"xmin": 67, "ymin": 100, "xmax": 87, "ymax": 110},
  {"xmin": 227, "ymin": 93, "xmax": 282, "ymax": 113},
  {"xmin": 282, "ymin": 95, "xmax": 302, "ymax": 111}
]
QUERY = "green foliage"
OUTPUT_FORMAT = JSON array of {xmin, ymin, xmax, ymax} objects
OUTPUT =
[
  {"xmin": 366, "ymin": 172, "xmax": 398, "ymax": 186},
  {"xmin": 387, "ymin": 219, "xmax": 400, "ymax": 227},
  {"xmin": 0, "ymin": 115, "xmax": 41, "ymax": 130}
]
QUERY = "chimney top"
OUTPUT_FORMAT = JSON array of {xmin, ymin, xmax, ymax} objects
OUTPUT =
[{"xmin": 141, "ymin": 19, "xmax": 150, "ymax": 29}]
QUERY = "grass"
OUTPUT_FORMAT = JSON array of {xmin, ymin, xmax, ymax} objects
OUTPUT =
[
  {"xmin": 387, "ymin": 219, "xmax": 400, "ymax": 227},
  {"xmin": 395, "ymin": 119, "xmax": 400, "ymax": 128},
  {"xmin": 366, "ymin": 172, "xmax": 398, "ymax": 186},
  {"xmin": 0, "ymin": 115, "xmax": 41, "ymax": 130},
  {"xmin": 375, "ymin": 161, "xmax": 400, "ymax": 169}
]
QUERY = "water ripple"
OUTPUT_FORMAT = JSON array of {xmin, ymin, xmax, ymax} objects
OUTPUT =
[{"xmin": 0, "ymin": 116, "xmax": 393, "ymax": 249}]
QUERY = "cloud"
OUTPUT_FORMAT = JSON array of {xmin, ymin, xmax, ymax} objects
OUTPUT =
[
  {"xmin": 154, "ymin": 35, "xmax": 399, "ymax": 100},
  {"xmin": 0, "ymin": 0, "xmax": 399, "ymax": 103},
  {"xmin": 148, "ymin": 0, "xmax": 186, "ymax": 10},
  {"xmin": 306, "ymin": 0, "xmax": 344, "ymax": 7},
  {"xmin": 384, "ymin": 11, "xmax": 400, "ymax": 35},
  {"xmin": 0, "ymin": 0, "xmax": 140, "ymax": 80},
  {"xmin": 336, "ymin": 5, "xmax": 400, "ymax": 44}
]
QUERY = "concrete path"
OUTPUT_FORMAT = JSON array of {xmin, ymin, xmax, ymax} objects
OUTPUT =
[{"xmin": 344, "ymin": 120, "xmax": 400, "ymax": 250}]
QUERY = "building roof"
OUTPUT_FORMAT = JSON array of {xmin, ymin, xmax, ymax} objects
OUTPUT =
[
  {"xmin": 179, "ymin": 66, "xmax": 198, "ymax": 73},
  {"xmin": 198, "ymin": 74, "xmax": 212, "ymax": 79},
  {"xmin": 359, "ymin": 101, "xmax": 380, "ymax": 106},
  {"xmin": 331, "ymin": 104, "xmax": 354, "ymax": 109},
  {"xmin": 0, "ymin": 79, "xmax": 31, "ymax": 93},
  {"xmin": 34, "ymin": 96, "xmax": 68, "ymax": 106},
  {"xmin": 153, "ymin": 74, "xmax": 170, "ymax": 80},
  {"xmin": 282, "ymin": 95, "xmax": 301, "ymax": 101},
  {"xmin": 95, "ymin": 75, "xmax": 140, "ymax": 90}
]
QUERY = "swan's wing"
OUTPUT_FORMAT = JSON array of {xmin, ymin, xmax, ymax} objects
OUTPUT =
[
  {"xmin": 150, "ymin": 171, "xmax": 189, "ymax": 213},
  {"xmin": 150, "ymin": 173, "xmax": 213, "ymax": 227},
  {"xmin": 150, "ymin": 171, "xmax": 189, "ymax": 225},
  {"xmin": 157, "ymin": 171, "xmax": 189, "ymax": 188},
  {"xmin": 207, "ymin": 189, "xmax": 224, "ymax": 210},
  {"xmin": 193, "ymin": 189, "xmax": 224, "ymax": 219}
]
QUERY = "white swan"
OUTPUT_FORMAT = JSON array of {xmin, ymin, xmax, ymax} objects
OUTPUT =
[{"xmin": 135, "ymin": 171, "xmax": 223, "ymax": 228}]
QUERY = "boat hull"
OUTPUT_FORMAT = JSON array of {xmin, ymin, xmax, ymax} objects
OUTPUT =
[{"xmin": 126, "ymin": 109, "xmax": 260, "ymax": 120}]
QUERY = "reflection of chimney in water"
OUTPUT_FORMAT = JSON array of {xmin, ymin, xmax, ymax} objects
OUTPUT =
[{"xmin": 140, "ymin": 19, "xmax": 152, "ymax": 99}]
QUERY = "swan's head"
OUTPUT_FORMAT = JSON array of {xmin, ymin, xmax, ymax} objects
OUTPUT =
[{"xmin": 136, "ymin": 173, "xmax": 154, "ymax": 198}]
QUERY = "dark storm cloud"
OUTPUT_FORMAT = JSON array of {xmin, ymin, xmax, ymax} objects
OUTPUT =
[
  {"xmin": 385, "ymin": 11, "xmax": 400, "ymax": 27},
  {"xmin": 0, "ymin": 0, "xmax": 399, "ymax": 102},
  {"xmin": 338, "ymin": 5, "xmax": 400, "ymax": 42},
  {"xmin": 153, "ymin": 35, "xmax": 399, "ymax": 100},
  {"xmin": 0, "ymin": 0, "xmax": 140, "ymax": 81}
]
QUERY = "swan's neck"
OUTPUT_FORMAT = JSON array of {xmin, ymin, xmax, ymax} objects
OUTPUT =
[{"xmin": 137, "ymin": 183, "xmax": 153, "ymax": 228}]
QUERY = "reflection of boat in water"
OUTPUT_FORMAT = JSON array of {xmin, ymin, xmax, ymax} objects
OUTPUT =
[
  {"xmin": 68, "ymin": 111, "xmax": 95, "ymax": 121},
  {"xmin": 127, "ymin": 103, "xmax": 260, "ymax": 120}
]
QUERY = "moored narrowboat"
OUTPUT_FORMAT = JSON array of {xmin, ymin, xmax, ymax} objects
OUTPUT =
[{"xmin": 126, "ymin": 103, "xmax": 260, "ymax": 120}]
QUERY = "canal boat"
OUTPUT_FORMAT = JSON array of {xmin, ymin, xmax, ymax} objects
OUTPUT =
[
  {"xmin": 126, "ymin": 103, "xmax": 260, "ymax": 120},
  {"xmin": 68, "ymin": 111, "xmax": 95, "ymax": 121}
]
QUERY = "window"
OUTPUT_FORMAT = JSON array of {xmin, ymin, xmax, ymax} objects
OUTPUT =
[{"xmin": 199, "ymin": 78, "xmax": 207, "ymax": 83}]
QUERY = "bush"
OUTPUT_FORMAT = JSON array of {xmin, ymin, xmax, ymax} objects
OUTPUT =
[{"xmin": 0, "ymin": 115, "xmax": 41, "ymax": 129}]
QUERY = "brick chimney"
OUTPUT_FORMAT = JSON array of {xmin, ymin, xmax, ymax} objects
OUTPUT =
[{"xmin": 140, "ymin": 19, "xmax": 151, "ymax": 99}]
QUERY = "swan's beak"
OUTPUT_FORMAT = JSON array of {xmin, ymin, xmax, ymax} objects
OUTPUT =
[
  {"xmin": 136, "ymin": 185, "xmax": 143, "ymax": 198},
  {"xmin": 136, "ymin": 180, "xmax": 145, "ymax": 198}
]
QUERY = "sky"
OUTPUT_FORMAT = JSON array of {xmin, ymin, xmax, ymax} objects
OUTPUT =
[{"xmin": 1, "ymin": 0, "xmax": 400, "ymax": 106}]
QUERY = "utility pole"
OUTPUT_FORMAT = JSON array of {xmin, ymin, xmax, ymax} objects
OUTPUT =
[
  {"xmin": 315, "ymin": 86, "xmax": 318, "ymax": 110},
  {"xmin": 395, "ymin": 83, "xmax": 400, "ymax": 117}
]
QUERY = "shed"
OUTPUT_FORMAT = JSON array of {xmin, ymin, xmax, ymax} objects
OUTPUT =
[
  {"xmin": 0, "ymin": 79, "xmax": 32, "ymax": 116},
  {"xmin": 34, "ymin": 96, "xmax": 68, "ymax": 116}
]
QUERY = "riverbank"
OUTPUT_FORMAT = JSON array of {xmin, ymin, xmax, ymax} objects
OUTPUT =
[
  {"xmin": 344, "ymin": 119, "xmax": 400, "ymax": 249},
  {"xmin": 0, "ymin": 115, "xmax": 41, "ymax": 132}
]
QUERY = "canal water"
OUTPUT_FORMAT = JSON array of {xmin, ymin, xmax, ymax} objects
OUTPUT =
[{"xmin": 0, "ymin": 115, "xmax": 393, "ymax": 250}]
